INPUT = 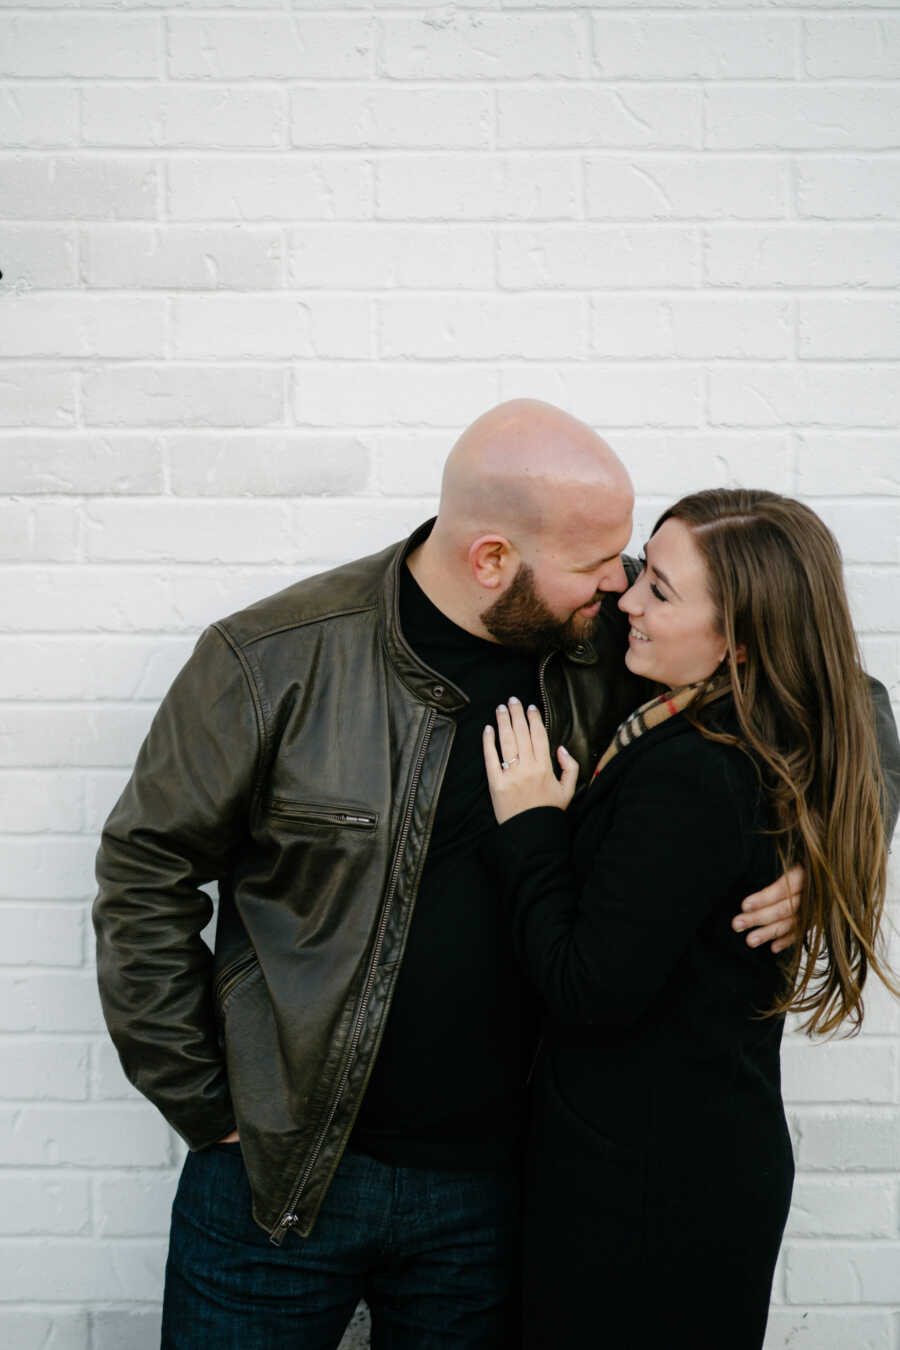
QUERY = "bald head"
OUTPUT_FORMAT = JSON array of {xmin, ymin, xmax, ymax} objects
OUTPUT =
[
  {"xmin": 407, "ymin": 399, "xmax": 634, "ymax": 646},
  {"xmin": 438, "ymin": 398, "xmax": 633, "ymax": 554}
]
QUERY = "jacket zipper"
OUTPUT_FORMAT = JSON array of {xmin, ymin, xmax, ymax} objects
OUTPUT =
[
  {"xmin": 271, "ymin": 707, "xmax": 437, "ymax": 1243},
  {"xmin": 269, "ymin": 801, "xmax": 377, "ymax": 830},
  {"xmin": 538, "ymin": 652, "xmax": 552, "ymax": 732},
  {"xmin": 530, "ymin": 657, "xmax": 553, "ymax": 1093}
]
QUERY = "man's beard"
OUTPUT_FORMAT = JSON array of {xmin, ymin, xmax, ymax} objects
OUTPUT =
[{"xmin": 481, "ymin": 562, "xmax": 602, "ymax": 655}]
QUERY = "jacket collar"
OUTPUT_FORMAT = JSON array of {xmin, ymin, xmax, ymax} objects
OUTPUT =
[{"xmin": 379, "ymin": 519, "xmax": 469, "ymax": 715}]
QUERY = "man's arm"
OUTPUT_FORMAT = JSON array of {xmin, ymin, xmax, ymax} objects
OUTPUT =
[
  {"xmin": 733, "ymin": 867, "xmax": 803, "ymax": 955},
  {"xmin": 869, "ymin": 673, "xmax": 900, "ymax": 837},
  {"xmin": 734, "ymin": 674, "xmax": 900, "ymax": 953},
  {"xmin": 92, "ymin": 625, "xmax": 262, "ymax": 1149}
]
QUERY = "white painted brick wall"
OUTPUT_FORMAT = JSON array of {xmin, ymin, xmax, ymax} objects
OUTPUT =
[{"xmin": 1, "ymin": 3, "xmax": 898, "ymax": 1348}]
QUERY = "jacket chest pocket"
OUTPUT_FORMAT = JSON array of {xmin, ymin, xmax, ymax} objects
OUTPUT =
[
  {"xmin": 267, "ymin": 799, "xmax": 378, "ymax": 831},
  {"xmin": 214, "ymin": 950, "xmax": 261, "ymax": 1016}
]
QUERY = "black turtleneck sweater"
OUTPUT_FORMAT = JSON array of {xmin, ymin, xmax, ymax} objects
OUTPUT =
[{"xmin": 350, "ymin": 564, "xmax": 540, "ymax": 1170}]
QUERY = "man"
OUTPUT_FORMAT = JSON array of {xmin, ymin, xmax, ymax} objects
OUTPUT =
[{"xmin": 93, "ymin": 400, "xmax": 897, "ymax": 1348}]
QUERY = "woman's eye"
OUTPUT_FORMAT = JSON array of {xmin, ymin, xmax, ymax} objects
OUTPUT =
[
  {"xmin": 639, "ymin": 556, "xmax": 669, "ymax": 604},
  {"xmin": 639, "ymin": 555, "xmax": 667, "ymax": 601}
]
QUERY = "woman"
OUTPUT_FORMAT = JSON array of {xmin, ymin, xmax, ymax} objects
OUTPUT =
[{"xmin": 483, "ymin": 489, "xmax": 894, "ymax": 1350}]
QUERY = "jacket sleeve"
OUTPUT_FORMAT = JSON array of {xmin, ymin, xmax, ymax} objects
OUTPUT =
[
  {"xmin": 92, "ymin": 624, "xmax": 263, "ymax": 1149},
  {"xmin": 868, "ymin": 675, "xmax": 900, "ymax": 840},
  {"xmin": 492, "ymin": 743, "xmax": 754, "ymax": 1028}
]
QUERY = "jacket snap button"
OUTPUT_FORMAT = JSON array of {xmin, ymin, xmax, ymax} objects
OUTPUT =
[{"xmin": 432, "ymin": 684, "xmax": 445, "ymax": 698}]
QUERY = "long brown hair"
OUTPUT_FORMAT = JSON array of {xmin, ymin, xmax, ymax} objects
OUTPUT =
[{"xmin": 653, "ymin": 489, "xmax": 894, "ymax": 1036}]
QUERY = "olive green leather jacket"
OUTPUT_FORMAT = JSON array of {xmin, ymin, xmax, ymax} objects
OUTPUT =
[{"xmin": 93, "ymin": 522, "xmax": 650, "ymax": 1242}]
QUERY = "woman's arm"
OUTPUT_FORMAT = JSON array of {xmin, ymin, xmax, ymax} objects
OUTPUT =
[{"xmin": 492, "ymin": 738, "xmax": 755, "ymax": 1028}]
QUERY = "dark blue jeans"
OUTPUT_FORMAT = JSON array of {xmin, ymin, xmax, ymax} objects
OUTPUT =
[{"xmin": 161, "ymin": 1143, "xmax": 520, "ymax": 1349}]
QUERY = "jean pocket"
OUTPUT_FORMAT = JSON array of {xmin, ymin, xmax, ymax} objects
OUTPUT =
[{"xmin": 174, "ymin": 1144, "xmax": 269, "ymax": 1247}]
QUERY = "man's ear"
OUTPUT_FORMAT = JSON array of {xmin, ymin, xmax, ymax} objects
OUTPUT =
[{"xmin": 468, "ymin": 535, "xmax": 515, "ymax": 591}]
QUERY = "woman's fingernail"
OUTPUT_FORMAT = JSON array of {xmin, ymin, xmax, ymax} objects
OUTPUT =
[
  {"xmin": 559, "ymin": 746, "xmax": 570, "ymax": 757},
  {"xmin": 733, "ymin": 919, "xmax": 745, "ymax": 932},
  {"xmin": 528, "ymin": 704, "xmax": 538, "ymax": 712},
  {"xmin": 509, "ymin": 695, "xmax": 520, "ymax": 705}
]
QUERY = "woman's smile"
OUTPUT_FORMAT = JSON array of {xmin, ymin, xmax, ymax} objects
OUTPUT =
[{"xmin": 619, "ymin": 519, "xmax": 727, "ymax": 686}]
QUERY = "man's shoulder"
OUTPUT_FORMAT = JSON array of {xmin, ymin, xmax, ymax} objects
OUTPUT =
[{"xmin": 215, "ymin": 535, "xmax": 403, "ymax": 652}]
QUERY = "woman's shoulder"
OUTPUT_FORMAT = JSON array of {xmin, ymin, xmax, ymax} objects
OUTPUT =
[
  {"xmin": 614, "ymin": 701, "xmax": 761, "ymax": 805},
  {"xmin": 577, "ymin": 703, "xmax": 767, "ymax": 875}
]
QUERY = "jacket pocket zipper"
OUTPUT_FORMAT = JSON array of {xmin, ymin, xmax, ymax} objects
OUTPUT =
[
  {"xmin": 214, "ymin": 950, "xmax": 260, "ymax": 1010},
  {"xmin": 268, "ymin": 800, "xmax": 377, "ymax": 830}
]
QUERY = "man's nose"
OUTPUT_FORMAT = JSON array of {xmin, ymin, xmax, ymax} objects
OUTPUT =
[
  {"xmin": 604, "ymin": 557, "xmax": 629, "ymax": 595},
  {"xmin": 618, "ymin": 578, "xmax": 640, "ymax": 614}
]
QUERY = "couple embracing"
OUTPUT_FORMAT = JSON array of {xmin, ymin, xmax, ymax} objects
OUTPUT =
[{"xmin": 94, "ymin": 399, "xmax": 900, "ymax": 1350}]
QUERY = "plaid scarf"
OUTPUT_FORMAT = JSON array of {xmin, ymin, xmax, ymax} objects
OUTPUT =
[{"xmin": 592, "ymin": 678, "xmax": 730, "ymax": 781}]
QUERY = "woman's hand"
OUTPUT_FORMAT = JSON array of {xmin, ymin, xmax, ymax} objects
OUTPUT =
[{"xmin": 483, "ymin": 696, "xmax": 579, "ymax": 825}]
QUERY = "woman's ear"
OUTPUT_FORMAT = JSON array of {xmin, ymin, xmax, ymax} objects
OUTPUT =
[{"xmin": 469, "ymin": 535, "xmax": 514, "ymax": 592}]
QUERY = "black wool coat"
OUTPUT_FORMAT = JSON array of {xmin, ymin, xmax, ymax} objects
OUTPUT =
[{"xmin": 493, "ymin": 705, "xmax": 795, "ymax": 1350}]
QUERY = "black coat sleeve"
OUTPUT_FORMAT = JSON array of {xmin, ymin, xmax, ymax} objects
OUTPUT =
[{"xmin": 493, "ymin": 739, "xmax": 756, "ymax": 1028}]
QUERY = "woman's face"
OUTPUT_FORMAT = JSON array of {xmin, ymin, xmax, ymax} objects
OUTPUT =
[{"xmin": 618, "ymin": 518, "xmax": 727, "ymax": 688}]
